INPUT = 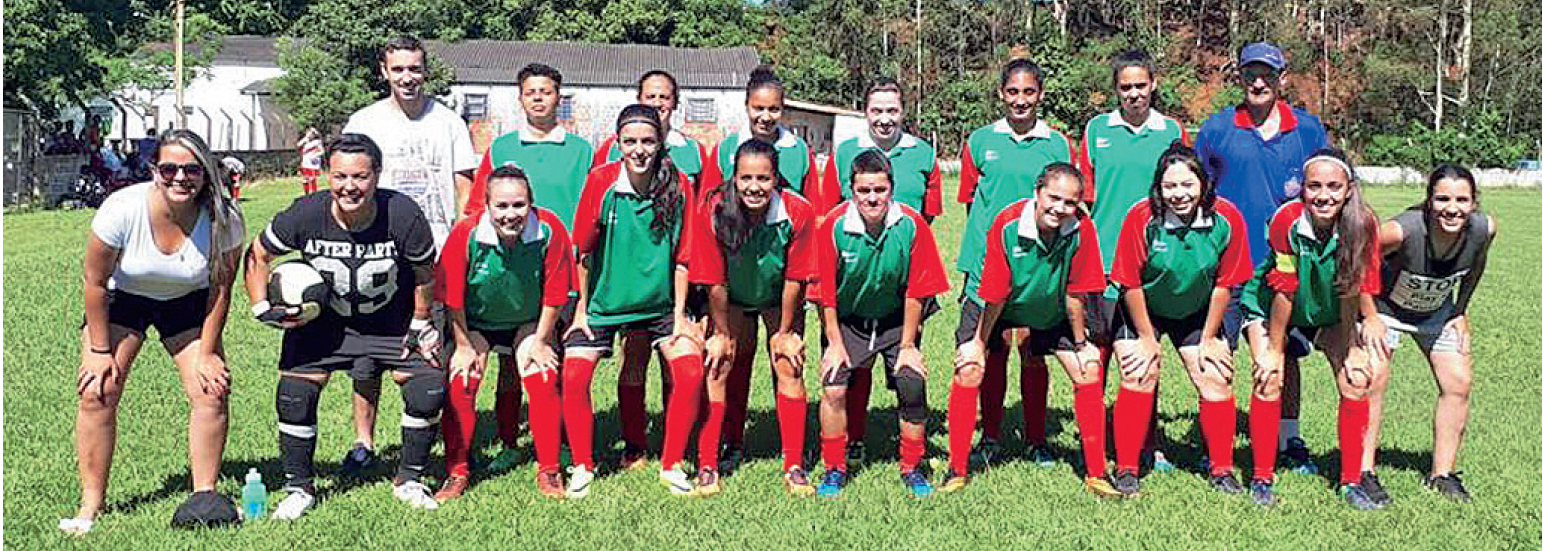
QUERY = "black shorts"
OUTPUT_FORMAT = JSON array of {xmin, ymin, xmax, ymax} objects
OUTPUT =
[
  {"xmin": 469, "ymin": 326, "xmax": 520, "ymax": 356},
  {"xmin": 954, "ymin": 299, "xmax": 1075, "ymax": 356},
  {"xmin": 826, "ymin": 299, "xmax": 939, "ymax": 388},
  {"xmin": 280, "ymin": 326, "xmax": 437, "ymax": 377},
  {"xmin": 1227, "ymin": 291, "xmax": 1314, "ymax": 359},
  {"xmin": 1111, "ymin": 303, "xmax": 1232, "ymax": 349},
  {"xmin": 1083, "ymin": 291, "xmax": 1120, "ymax": 345},
  {"xmin": 564, "ymin": 314, "xmax": 676, "ymax": 357},
  {"xmin": 105, "ymin": 288, "xmax": 209, "ymax": 339}
]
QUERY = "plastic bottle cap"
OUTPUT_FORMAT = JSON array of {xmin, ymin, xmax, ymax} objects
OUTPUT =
[{"xmin": 246, "ymin": 468, "xmax": 262, "ymax": 483}]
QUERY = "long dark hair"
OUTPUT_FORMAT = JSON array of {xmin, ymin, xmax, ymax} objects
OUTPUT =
[
  {"xmin": 712, "ymin": 139, "xmax": 781, "ymax": 257},
  {"xmin": 155, "ymin": 129, "xmax": 242, "ymax": 286},
  {"xmin": 615, "ymin": 104, "xmax": 682, "ymax": 236},
  {"xmin": 1302, "ymin": 147, "xmax": 1377, "ymax": 296},
  {"xmin": 1147, "ymin": 141, "xmax": 1214, "ymax": 221}
]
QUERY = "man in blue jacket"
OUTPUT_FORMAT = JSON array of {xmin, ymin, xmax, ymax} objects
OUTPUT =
[{"xmin": 1194, "ymin": 41, "xmax": 1331, "ymax": 490}]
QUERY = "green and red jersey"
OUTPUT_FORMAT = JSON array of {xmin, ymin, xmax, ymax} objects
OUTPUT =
[
  {"xmin": 978, "ymin": 199, "xmax": 1105, "ymax": 330},
  {"xmin": 815, "ymin": 132, "xmax": 942, "ymax": 217},
  {"xmin": 593, "ymin": 130, "xmax": 718, "ymax": 197},
  {"xmin": 571, "ymin": 161, "xmax": 697, "ymax": 326},
  {"xmin": 465, "ymin": 126, "xmax": 596, "ymax": 226},
  {"xmin": 688, "ymin": 190, "xmax": 816, "ymax": 310},
  {"xmin": 711, "ymin": 126, "xmax": 820, "ymax": 205},
  {"xmin": 812, "ymin": 201, "xmax": 949, "ymax": 319},
  {"xmin": 438, "ymin": 207, "xmax": 573, "ymax": 331},
  {"xmin": 1075, "ymin": 110, "xmax": 1190, "ymax": 270},
  {"xmin": 1239, "ymin": 200, "xmax": 1382, "ymax": 328},
  {"xmin": 956, "ymin": 119, "xmax": 1076, "ymax": 299},
  {"xmin": 1109, "ymin": 198, "xmax": 1252, "ymax": 321}
]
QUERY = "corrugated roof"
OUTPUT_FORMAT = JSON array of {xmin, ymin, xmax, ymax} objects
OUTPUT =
[{"xmin": 201, "ymin": 35, "xmax": 760, "ymax": 89}]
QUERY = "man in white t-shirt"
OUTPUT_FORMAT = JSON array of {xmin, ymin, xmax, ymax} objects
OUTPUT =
[{"xmin": 340, "ymin": 36, "xmax": 477, "ymax": 472}]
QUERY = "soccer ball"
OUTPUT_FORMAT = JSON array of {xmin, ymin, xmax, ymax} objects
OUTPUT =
[{"xmin": 264, "ymin": 261, "xmax": 328, "ymax": 325}]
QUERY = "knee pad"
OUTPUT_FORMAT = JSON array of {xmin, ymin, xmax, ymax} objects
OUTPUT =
[
  {"xmin": 893, "ymin": 370, "xmax": 928, "ymax": 424},
  {"xmin": 276, "ymin": 377, "xmax": 322, "ymax": 438},
  {"xmin": 400, "ymin": 373, "xmax": 446, "ymax": 426}
]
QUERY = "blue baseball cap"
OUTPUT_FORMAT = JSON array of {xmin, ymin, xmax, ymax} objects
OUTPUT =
[{"xmin": 1238, "ymin": 42, "xmax": 1287, "ymax": 70}]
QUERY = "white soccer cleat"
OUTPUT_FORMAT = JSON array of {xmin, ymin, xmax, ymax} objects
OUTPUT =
[
  {"xmin": 659, "ymin": 466, "xmax": 695, "ymax": 496},
  {"xmin": 566, "ymin": 465, "xmax": 595, "ymax": 499},
  {"xmin": 392, "ymin": 480, "xmax": 439, "ymax": 510},
  {"xmin": 272, "ymin": 489, "xmax": 317, "ymax": 520}
]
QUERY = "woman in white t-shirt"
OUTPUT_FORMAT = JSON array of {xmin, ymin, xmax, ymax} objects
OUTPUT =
[{"xmin": 61, "ymin": 130, "xmax": 246, "ymax": 533}]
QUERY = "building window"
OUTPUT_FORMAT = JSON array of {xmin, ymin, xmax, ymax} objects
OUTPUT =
[
  {"xmin": 462, "ymin": 93, "xmax": 488, "ymax": 120},
  {"xmin": 557, "ymin": 95, "xmax": 575, "ymax": 122},
  {"xmin": 685, "ymin": 98, "xmax": 715, "ymax": 123}
]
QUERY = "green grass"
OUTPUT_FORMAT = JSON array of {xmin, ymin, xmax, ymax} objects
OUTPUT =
[{"xmin": 5, "ymin": 178, "xmax": 1540, "ymax": 550}]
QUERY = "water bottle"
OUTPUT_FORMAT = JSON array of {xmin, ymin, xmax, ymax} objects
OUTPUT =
[{"xmin": 241, "ymin": 468, "xmax": 267, "ymax": 520}]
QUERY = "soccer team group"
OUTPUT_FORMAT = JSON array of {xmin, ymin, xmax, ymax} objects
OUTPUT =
[{"xmin": 62, "ymin": 35, "xmax": 1496, "ymax": 531}]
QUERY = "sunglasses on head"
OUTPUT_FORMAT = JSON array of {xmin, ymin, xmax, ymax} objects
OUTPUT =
[
  {"xmin": 1240, "ymin": 65, "xmax": 1281, "ymax": 85},
  {"xmin": 157, "ymin": 163, "xmax": 205, "ymax": 180}
]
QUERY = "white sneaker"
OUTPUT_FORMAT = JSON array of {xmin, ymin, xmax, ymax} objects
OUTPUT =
[
  {"xmin": 392, "ymin": 480, "xmax": 439, "ymax": 510},
  {"xmin": 659, "ymin": 466, "xmax": 694, "ymax": 496},
  {"xmin": 566, "ymin": 465, "xmax": 594, "ymax": 499},
  {"xmin": 272, "ymin": 489, "xmax": 316, "ymax": 520},
  {"xmin": 58, "ymin": 518, "xmax": 94, "ymax": 534}
]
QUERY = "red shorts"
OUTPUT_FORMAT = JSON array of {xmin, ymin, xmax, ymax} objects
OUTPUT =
[{"xmin": 300, "ymin": 168, "xmax": 321, "ymax": 179}]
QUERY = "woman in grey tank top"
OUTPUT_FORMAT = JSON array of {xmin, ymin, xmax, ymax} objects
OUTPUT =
[{"xmin": 1363, "ymin": 165, "xmax": 1496, "ymax": 504}]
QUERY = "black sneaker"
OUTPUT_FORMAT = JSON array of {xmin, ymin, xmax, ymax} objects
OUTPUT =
[
  {"xmin": 1359, "ymin": 471, "xmax": 1393, "ymax": 507},
  {"xmin": 1425, "ymin": 472, "xmax": 1472, "ymax": 504},
  {"xmin": 845, "ymin": 441, "xmax": 867, "ymax": 467},
  {"xmin": 968, "ymin": 438, "xmax": 1004, "ymax": 470},
  {"xmin": 1249, "ymin": 478, "xmax": 1278, "ymax": 507},
  {"xmin": 340, "ymin": 443, "xmax": 379, "ymax": 477},
  {"xmin": 1340, "ymin": 483, "xmax": 1382, "ymax": 511},
  {"xmin": 1279, "ymin": 437, "xmax": 1319, "ymax": 474},
  {"xmin": 719, "ymin": 444, "xmax": 745, "ymax": 475},
  {"xmin": 171, "ymin": 491, "xmax": 241, "ymax": 528},
  {"xmin": 1208, "ymin": 472, "xmax": 1245, "ymax": 495},
  {"xmin": 1111, "ymin": 469, "xmax": 1141, "ymax": 497}
]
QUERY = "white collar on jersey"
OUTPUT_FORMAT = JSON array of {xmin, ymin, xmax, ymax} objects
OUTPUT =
[
  {"xmin": 842, "ymin": 200, "xmax": 904, "ymax": 234},
  {"xmin": 520, "ymin": 124, "xmax": 568, "ymax": 144},
  {"xmin": 1292, "ymin": 206, "xmax": 1333, "ymax": 242},
  {"xmin": 1017, "ymin": 199, "xmax": 1081, "ymax": 243},
  {"xmin": 1106, "ymin": 109, "xmax": 1170, "ymax": 133},
  {"xmin": 738, "ymin": 123, "xmax": 799, "ymax": 149},
  {"xmin": 855, "ymin": 131, "xmax": 919, "ymax": 152},
  {"xmin": 765, "ymin": 191, "xmax": 790, "ymax": 225},
  {"xmin": 474, "ymin": 210, "xmax": 545, "ymax": 245},
  {"xmin": 666, "ymin": 129, "xmax": 689, "ymax": 148},
  {"xmin": 1161, "ymin": 207, "xmax": 1215, "ymax": 230},
  {"xmin": 991, "ymin": 118, "xmax": 1052, "ymax": 142}
]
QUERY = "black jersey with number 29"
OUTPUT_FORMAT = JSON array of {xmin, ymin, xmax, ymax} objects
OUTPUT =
[{"xmin": 260, "ymin": 189, "xmax": 435, "ymax": 337}]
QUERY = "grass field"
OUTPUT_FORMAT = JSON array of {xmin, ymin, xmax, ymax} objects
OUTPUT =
[{"xmin": 4, "ymin": 178, "xmax": 1540, "ymax": 550}]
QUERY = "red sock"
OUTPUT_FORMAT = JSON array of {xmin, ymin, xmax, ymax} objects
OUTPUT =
[
  {"xmin": 776, "ymin": 392, "xmax": 807, "ymax": 472},
  {"xmin": 696, "ymin": 401, "xmax": 726, "ymax": 470},
  {"xmin": 845, "ymin": 367, "xmax": 872, "ymax": 443},
  {"xmin": 1073, "ymin": 382, "xmax": 1108, "ymax": 477},
  {"xmin": 1020, "ymin": 353, "xmax": 1050, "ymax": 445},
  {"xmin": 979, "ymin": 348, "xmax": 1007, "ymax": 440},
  {"xmin": 821, "ymin": 433, "xmax": 848, "ymax": 472},
  {"xmin": 494, "ymin": 378, "xmax": 523, "ymax": 449},
  {"xmin": 899, "ymin": 434, "xmax": 926, "ymax": 473},
  {"xmin": 1338, "ymin": 397, "xmax": 1371, "ymax": 484},
  {"xmin": 522, "ymin": 370, "xmax": 563, "ymax": 472},
  {"xmin": 947, "ymin": 382, "xmax": 979, "ymax": 475},
  {"xmin": 1199, "ymin": 397, "xmax": 1237, "ymax": 475},
  {"xmin": 723, "ymin": 352, "xmax": 753, "ymax": 446},
  {"xmin": 441, "ymin": 374, "xmax": 481, "ymax": 477},
  {"xmin": 660, "ymin": 353, "xmax": 703, "ymax": 469},
  {"xmin": 1249, "ymin": 396, "xmax": 1282, "ymax": 482},
  {"xmin": 618, "ymin": 383, "xmax": 647, "ymax": 450},
  {"xmin": 561, "ymin": 355, "xmax": 599, "ymax": 469},
  {"xmin": 1113, "ymin": 388, "xmax": 1154, "ymax": 473}
]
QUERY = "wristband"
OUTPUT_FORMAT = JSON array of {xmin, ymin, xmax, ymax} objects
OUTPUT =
[
  {"xmin": 90, "ymin": 346, "xmax": 112, "ymax": 355},
  {"xmin": 410, "ymin": 317, "xmax": 433, "ymax": 331},
  {"xmin": 1072, "ymin": 339, "xmax": 1088, "ymax": 349},
  {"xmin": 251, "ymin": 300, "xmax": 271, "ymax": 318}
]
